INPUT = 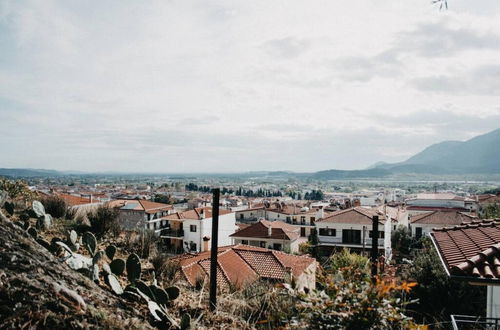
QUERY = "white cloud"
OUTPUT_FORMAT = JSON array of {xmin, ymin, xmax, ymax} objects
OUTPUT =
[{"xmin": 1, "ymin": 0, "xmax": 500, "ymax": 172}]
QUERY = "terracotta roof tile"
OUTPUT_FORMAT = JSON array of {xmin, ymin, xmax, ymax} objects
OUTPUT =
[
  {"xmin": 230, "ymin": 220, "xmax": 299, "ymax": 241},
  {"xmin": 410, "ymin": 210, "xmax": 477, "ymax": 225},
  {"xmin": 175, "ymin": 244, "xmax": 315, "ymax": 288},
  {"xmin": 431, "ymin": 219, "xmax": 500, "ymax": 280},
  {"xmin": 316, "ymin": 207, "xmax": 390, "ymax": 224}
]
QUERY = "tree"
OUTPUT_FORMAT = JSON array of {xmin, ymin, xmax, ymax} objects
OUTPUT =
[
  {"xmin": 87, "ymin": 204, "xmax": 120, "ymax": 238},
  {"xmin": 402, "ymin": 238, "xmax": 486, "ymax": 324}
]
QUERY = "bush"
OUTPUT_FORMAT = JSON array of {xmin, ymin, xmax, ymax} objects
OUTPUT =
[
  {"xmin": 402, "ymin": 238, "xmax": 486, "ymax": 324},
  {"xmin": 41, "ymin": 195, "xmax": 67, "ymax": 218},
  {"xmin": 329, "ymin": 248, "xmax": 370, "ymax": 280},
  {"xmin": 123, "ymin": 229, "xmax": 160, "ymax": 259},
  {"xmin": 87, "ymin": 204, "xmax": 120, "ymax": 238}
]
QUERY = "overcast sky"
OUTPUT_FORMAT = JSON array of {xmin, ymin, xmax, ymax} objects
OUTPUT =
[{"xmin": 1, "ymin": 0, "xmax": 500, "ymax": 173}]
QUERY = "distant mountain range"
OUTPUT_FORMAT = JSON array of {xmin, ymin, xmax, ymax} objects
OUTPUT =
[
  {"xmin": 370, "ymin": 128, "xmax": 500, "ymax": 175},
  {"xmin": 1, "ymin": 129, "xmax": 499, "ymax": 180}
]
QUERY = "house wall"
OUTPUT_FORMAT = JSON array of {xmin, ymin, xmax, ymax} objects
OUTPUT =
[
  {"xmin": 487, "ymin": 286, "xmax": 500, "ymax": 318},
  {"xmin": 236, "ymin": 208, "xmax": 265, "ymax": 222},
  {"xmin": 315, "ymin": 222, "xmax": 385, "ymax": 247},
  {"xmin": 232, "ymin": 237, "xmax": 299, "ymax": 253},
  {"xmin": 295, "ymin": 262, "xmax": 317, "ymax": 292},
  {"xmin": 267, "ymin": 211, "xmax": 317, "ymax": 238},
  {"xmin": 182, "ymin": 212, "xmax": 237, "ymax": 253}
]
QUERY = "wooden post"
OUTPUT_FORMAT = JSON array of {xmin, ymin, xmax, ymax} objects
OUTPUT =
[
  {"xmin": 209, "ymin": 188, "xmax": 220, "ymax": 311},
  {"xmin": 371, "ymin": 215, "xmax": 379, "ymax": 281}
]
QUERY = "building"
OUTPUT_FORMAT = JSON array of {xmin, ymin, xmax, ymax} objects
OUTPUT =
[
  {"xmin": 409, "ymin": 210, "xmax": 477, "ymax": 239},
  {"xmin": 161, "ymin": 207, "xmax": 237, "ymax": 253},
  {"xmin": 173, "ymin": 244, "xmax": 317, "ymax": 291},
  {"xmin": 315, "ymin": 207, "xmax": 397, "ymax": 251},
  {"xmin": 405, "ymin": 193, "xmax": 478, "ymax": 215},
  {"xmin": 230, "ymin": 219, "xmax": 300, "ymax": 253},
  {"xmin": 109, "ymin": 199, "xmax": 173, "ymax": 230},
  {"xmin": 430, "ymin": 219, "xmax": 500, "ymax": 327}
]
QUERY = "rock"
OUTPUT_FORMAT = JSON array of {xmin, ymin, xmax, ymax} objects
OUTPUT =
[
  {"xmin": 32, "ymin": 201, "xmax": 46, "ymax": 218},
  {"xmin": 66, "ymin": 253, "xmax": 93, "ymax": 270}
]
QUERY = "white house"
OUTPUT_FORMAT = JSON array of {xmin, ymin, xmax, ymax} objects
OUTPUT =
[
  {"xmin": 410, "ymin": 210, "xmax": 477, "ymax": 239},
  {"xmin": 162, "ymin": 207, "xmax": 237, "ymax": 253},
  {"xmin": 230, "ymin": 219, "xmax": 300, "ymax": 253},
  {"xmin": 405, "ymin": 193, "xmax": 478, "ymax": 215},
  {"xmin": 315, "ymin": 207, "xmax": 398, "ymax": 250}
]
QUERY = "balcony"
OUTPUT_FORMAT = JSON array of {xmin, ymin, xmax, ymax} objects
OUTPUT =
[
  {"xmin": 451, "ymin": 315, "xmax": 500, "ymax": 329},
  {"xmin": 159, "ymin": 228, "xmax": 184, "ymax": 238},
  {"xmin": 318, "ymin": 236, "xmax": 384, "ymax": 247}
]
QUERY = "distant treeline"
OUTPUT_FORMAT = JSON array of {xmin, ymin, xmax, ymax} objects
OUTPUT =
[{"xmin": 185, "ymin": 183, "xmax": 283, "ymax": 197}]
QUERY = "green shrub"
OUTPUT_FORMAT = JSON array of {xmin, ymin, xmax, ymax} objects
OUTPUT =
[
  {"xmin": 41, "ymin": 195, "xmax": 67, "ymax": 218},
  {"xmin": 87, "ymin": 204, "xmax": 120, "ymax": 238}
]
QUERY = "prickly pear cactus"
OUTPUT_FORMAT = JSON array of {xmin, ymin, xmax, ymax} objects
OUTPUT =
[
  {"xmin": 105, "ymin": 245, "xmax": 116, "ymax": 260},
  {"xmin": 110, "ymin": 258, "xmax": 125, "ymax": 276},
  {"xmin": 126, "ymin": 253, "xmax": 141, "ymax": 283},
  {"xmin": 83, "ymin": 232, "xmax": 97, "ymax": 256},
  {"xmin": 107, "ymin": 274, "xmax": 123, "ymax": 295},
  {"xmin": 4, "ymin": 201, "xmax": 14, "ymax": 216},
  {"xmin": 180, "ymin": 313, "xmax": 191, "ymax": 330},
  {"xmin": 32, "ymin": 200, "xmax": 46, "ymax": 218}
]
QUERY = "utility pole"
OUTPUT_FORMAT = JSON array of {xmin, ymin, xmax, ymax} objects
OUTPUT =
[
  {"xmin": 371, "ymin": 215, "xmax": 379, "ymax": 282},
  {"xmin": 209, "ymin": 188, "xmax": 220, "ymax": 311}
]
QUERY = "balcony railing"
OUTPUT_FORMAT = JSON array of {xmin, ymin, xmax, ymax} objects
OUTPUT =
[
  {"xmin": 451, "ymin": 314, "xmax": 500, "ymax": 330},
  {"xmin": 318, "ymin": 236, "xmax": 384, "ymax": 247},
  {"xmin": 159, "ymin": 228, "xmax": 184, "ymax": 238}
]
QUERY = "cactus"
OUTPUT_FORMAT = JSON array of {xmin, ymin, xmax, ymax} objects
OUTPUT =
[
  {"xmin": 37, "ymin": 214, "xmax": 52, "ymax": 230},
  {"xmin": 136, "ymin": 280, "xmax": 156, "ymax": 301},
  {"xmin": 103, "ymin": 263, "xmax": 111, "ymax": 275},
  {"xmin": 27, "ymin": 227, "xmax": 38, "ymax": 239},
  {"xmin": 32, "ymin": 200, "xmax": 46, "ymax": 218},
  {"xmin": 165, "ymin": 286, "xmax": 180, "ymax": 301},
  {"xmin": 83, "ymin": 232, "xmax": 97, "ymax": 256},
  {"xmin": 105, "ymin": 244, "xmax": 116, "ymax": 260},
  {"xmin": 69, "ymin": 230, "xmax": 78, "ymax": 245},
  {"xmin": 110, "ymin": 258, "xmax": 125, "ymax": 276},
  {"xmin": 4, "ymin": 201, "xmax": 14, "ymax": 216},
  {"xmin": 180, "ymin": 313, "xmax": 191, "ymax": 330},
  {"xmin": 126, "ymin": 253, "xmax": 141, "ymax": 283},
  {"xmin": 19, "ymin": 211, "xmax": 30, "ymax": 222},
  {"xmin": 92, "ymin": 250, "xmax": 104, "ymax": 264},
  {"xmin": 36, "ymin": 238, "xmax": 51, "ymax": 250},
  {"xmin": 107, "ymin": 274, "xmax": 123, "ymax": 295},
  {"xmin": 150, "ymin": 285, "xmax": 170, "ymax": 306}
]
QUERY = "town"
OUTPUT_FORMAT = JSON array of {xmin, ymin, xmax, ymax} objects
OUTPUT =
[{"xmin": 2, "ymin": 173, "xmax": 500, "ymax": 328}]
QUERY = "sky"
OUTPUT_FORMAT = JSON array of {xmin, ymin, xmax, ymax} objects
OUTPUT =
[{"xmin": 1, "ymin": 0, "xmax": 500, "ymax": 173}]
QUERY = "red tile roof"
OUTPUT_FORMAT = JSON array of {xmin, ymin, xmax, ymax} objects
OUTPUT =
[
  {"xmin": 431, "ymin": 219, "xmax": 500, "ymax": 281},
  {"xmin": 175, "ymin": 244, "xmax": 315, "ymax": 289},
  {"xmin": 56, "ymin": 193, "xmax": 93, "ymax": 207},
  {"xmin": 230, "ymin": 220, "xmax": 299, "ymax": 241},
  {"xmin": 410, "ymin": 211, "xmax": 477, "ymax": 225},
  {"xmin": 316, "ymin": 207, "xmax": 392, "ymax": 225},
  {"xmin": 165, "ymin": 207, "xmax": 232, "ymax": 221}
]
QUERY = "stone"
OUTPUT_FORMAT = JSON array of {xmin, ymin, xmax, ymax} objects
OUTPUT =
[{"xmin": 32, "ymin": 201, "xmax": 46, "ymax": 218}]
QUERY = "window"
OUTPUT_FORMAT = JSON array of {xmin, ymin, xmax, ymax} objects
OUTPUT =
[
  {"xmin": 273, "ymin": 243, "xmax": 282, "ymax": 250},
  {"xmin": 342, "ymin": 229, "xmax": 361, "ymax": 244},
  {"xmin": 319, "ymin": 228, "xmax": 336, "ymax": 236},
  {"xmin": 240, "ymin": 214, "xmax": 244, "ymax": 219},
  {"xmin": 190, "ymin": 225, "xmax": 197, "ymax": 232},
  {"xmin": 300, "ymin": 216, "xmax": 306, "ymax": 224},
  {"xmin": 369, "ymin": 231, "xmax": 385, "ymax": 239},
  {"xmin": 260, "ymin": 241, "xmax": 266, "ymax": 248},
  {"xmin": 300, "ymin": 227, "xmax": 306, "ymax": 237},
  {"xmin": 415, "ymin": 227, "xmax": 423, "ymax": 239},
  {"xmin": 189, "ymin": 242, "xmax": 197, "ymax": 251},
  {"xmin": 241, "ymin": 240, "xmax": 248, "ymax": 245},
  {"xmin": 310, "ymin": 217, "xmax": 315, "ymax": 225},
  {"xmin": 286, "ymin": 216, "xmax": 291, "ymax": 223}
]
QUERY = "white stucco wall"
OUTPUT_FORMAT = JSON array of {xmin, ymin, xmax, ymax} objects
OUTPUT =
[
  {"xmin": 182, "ymin": 212, "xmax": 237, "ymax": 252},
  {"xmin": 487, "ymin": 286, "xmax": 500, "ymax": 318}
]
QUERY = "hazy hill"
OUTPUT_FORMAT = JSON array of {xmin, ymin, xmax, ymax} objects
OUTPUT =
[
  {"xmin": 0, "ymin": 168, "xmax": 62, "ymax": 178},
  {"xmin": 376, "ymin": 128, "xmax": 500, "ymax": 174}
]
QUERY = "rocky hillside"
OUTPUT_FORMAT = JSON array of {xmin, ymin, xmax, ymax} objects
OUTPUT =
[{"xmin": 0, "ymin": 209, "xmax": 153, "ymax": 329}]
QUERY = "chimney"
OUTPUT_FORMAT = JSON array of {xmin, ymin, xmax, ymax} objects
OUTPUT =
[
  {"xmin": 268, "ymin": 222, "xmax": 272, "ymax": 237},
  {"xmin": 316, "ymin": 206, "xmax": 324, "ymax": 219},
  {"xmin": 200, "ymin": 208, "xmax": 205, "ymax": 219}
]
